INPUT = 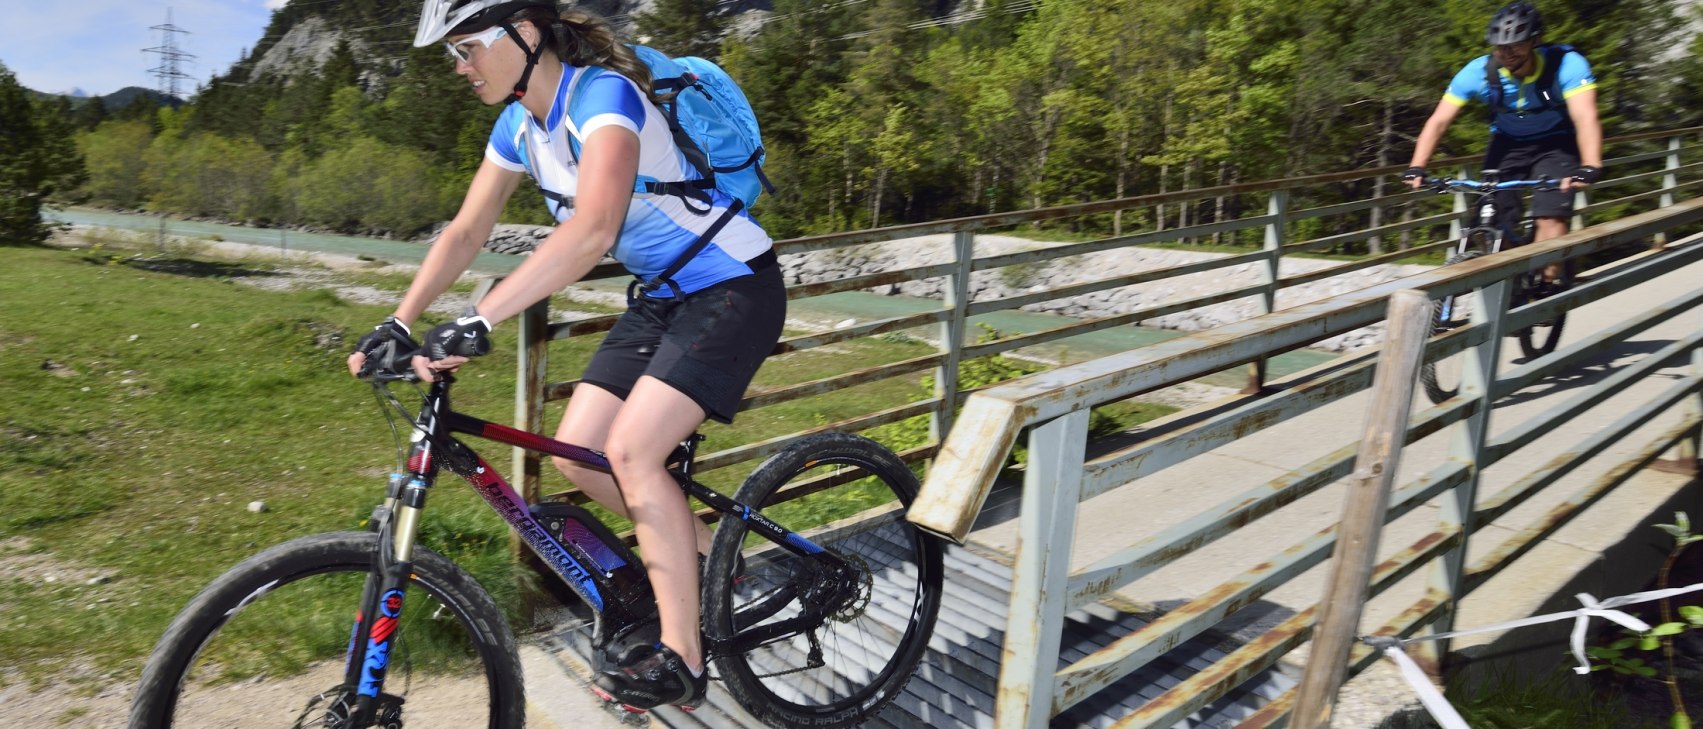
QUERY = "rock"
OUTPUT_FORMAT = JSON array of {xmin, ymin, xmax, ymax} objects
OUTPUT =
[{"xmin": 248, "ymin": 501, "xmax": 268, "ymax": 514}]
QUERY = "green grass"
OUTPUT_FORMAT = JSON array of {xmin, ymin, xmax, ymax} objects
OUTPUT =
[
  {"xmin": 0, "ymin": 243, "xmax": 1181, "ymax": 684},
  {"xmin": 1382, "ymin": 668, "xmax": 1661, "ymax": 729}
]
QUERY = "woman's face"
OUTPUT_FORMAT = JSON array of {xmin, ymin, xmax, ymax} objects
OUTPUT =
[{"xmin": 446, "ymin": 25, "xmax": 522, "ymax": 104}]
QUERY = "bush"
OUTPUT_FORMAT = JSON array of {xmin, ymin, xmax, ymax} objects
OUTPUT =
[
  {"xmin": 287, "ymin": 136, "xmax": 453, "ymax": 235},
  {"xmin": 79, "ymin": 120, "xmax": 155, "ymax": 208},
  {"xmin": 145, "ymin": 130, "xmax": 274, "ymax": 219}
]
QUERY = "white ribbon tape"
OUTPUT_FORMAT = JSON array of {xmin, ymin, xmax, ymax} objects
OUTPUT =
[{"xmin": 1359, "ymin": 581, "xmax": 1703, "ymax": 724}]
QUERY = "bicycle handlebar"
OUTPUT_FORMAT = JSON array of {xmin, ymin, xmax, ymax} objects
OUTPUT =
[
  {"xmin": 359, "ymin": 338, "xmax": 422, "ymax": 383},
  {"xmin": 1422, "ymin": 176, "xmax": 1562, "ymax": 193}
]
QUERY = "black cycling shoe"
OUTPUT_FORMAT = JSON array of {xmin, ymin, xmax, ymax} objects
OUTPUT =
[{"xmin": 592, "ymin": 642, "xmax": 708, "ymax": 712}]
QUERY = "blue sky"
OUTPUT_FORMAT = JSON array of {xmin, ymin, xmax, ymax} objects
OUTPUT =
[{"xmin": 0, "ymin": 0, "xmax": 287, "ymax": 97}]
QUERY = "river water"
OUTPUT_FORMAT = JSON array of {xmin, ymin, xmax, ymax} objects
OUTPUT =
[{"xmin": 47, "ymin": 206, "xmax": 1334, "ymax": 385}]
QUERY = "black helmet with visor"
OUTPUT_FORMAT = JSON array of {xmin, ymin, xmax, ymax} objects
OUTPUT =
[{"xmin": 1486, "ymin": 2, "xmax": 1544, "ymax": 45}]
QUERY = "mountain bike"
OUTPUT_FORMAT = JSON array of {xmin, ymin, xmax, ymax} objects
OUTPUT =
[
  {"xmin": 1418, "ymin": 174, "xmax": 1572, "ymax": 404},
  {"xmin": 129, "ymin": 338, "xmax": 944, "ymax": 729}
]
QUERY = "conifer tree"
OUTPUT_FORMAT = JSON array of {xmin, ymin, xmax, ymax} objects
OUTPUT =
[
  {"xmin": 632, "ymin": 0, "xmax": 726, "ymax": 59},
  {"xmin": 76, "ymin": 94, "xmax": 108, "ymax": 131},
  {"xmin": 0, "ymin": 64, "xmax": 81, "ymax": 244}
]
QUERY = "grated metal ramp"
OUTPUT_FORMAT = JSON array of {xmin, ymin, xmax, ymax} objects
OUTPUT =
[{"xmin": 534, "ymin": 516, "xmax": 1295, "ymax": 728}]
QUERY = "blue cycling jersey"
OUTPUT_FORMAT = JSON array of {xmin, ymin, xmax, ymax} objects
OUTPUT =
[
  {"xmin": 1442, "ymin": 49, "xmax": 1596, "ymax": 141},
  {"xmin": 485, "ymin": 66, "xmax": 772, "ymax": 297}
]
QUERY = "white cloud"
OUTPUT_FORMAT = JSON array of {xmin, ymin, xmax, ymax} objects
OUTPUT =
[
  {"xmin": 0, "ymin": 1, "xmax": 275, "ymax": 97},
  {"xmin": 266, "ymin": 0, "xmax": 290, "ymax": 9}
]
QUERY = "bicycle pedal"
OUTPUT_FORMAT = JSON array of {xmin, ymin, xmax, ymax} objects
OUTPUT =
[{"xmin": 590, "ymin": 680, "xmax": 674, "ymax": 716}]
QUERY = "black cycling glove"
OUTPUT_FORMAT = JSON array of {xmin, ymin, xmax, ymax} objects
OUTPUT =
[
  {"xmin": 423, "ymin": 309, "xmax": 493, "ymax": 360},
  {"xmin": 353, "ymin": 316, "xmax": 413, "ymax": 359},
  {"xmin": 1570, "ymin": 165, "xmax": 1602, "ymax": 185},
  {"xmin": 1401, "ymin": 166, "xmax": 1427, "ymax": 184}
]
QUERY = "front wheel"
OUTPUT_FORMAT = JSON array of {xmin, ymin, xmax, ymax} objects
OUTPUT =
[
  {"xmin": 129, "ymin": 532, "xmax": 523, "ymax": 729},
  {"xmin": 1513, "ymin": 268, "xmax": 1571, "ymax": 359},
  {"xmin": 1421, "ymin": 250, "xmax": 1485, "ymax": 404},
  {"xmin": 703, "ymin": 432, "xmax": 944, "ymax": 729}
]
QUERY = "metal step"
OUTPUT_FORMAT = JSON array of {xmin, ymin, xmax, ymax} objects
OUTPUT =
[{"xmin": 535, "ymin": 516, "xmax": 1295, "ymax": 728}]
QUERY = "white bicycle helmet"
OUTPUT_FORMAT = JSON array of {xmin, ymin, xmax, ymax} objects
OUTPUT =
[{"xmin": 414, "ymin": 0, "xmax": 555, "ymax": 47}]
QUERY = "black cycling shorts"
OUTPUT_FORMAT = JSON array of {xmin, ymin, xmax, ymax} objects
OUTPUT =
[
  {"xmin": 580, "ymin": 262, "xmax": 786, "ymax": 424},
  {"xmin": 1483, "ymin": 132, "xmax": 1580, "ymax": 221}
]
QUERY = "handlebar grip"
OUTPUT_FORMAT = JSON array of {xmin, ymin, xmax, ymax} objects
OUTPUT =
[{"xmin": 360, "ymin": 339, "xmax": 422, "ymax": 381}]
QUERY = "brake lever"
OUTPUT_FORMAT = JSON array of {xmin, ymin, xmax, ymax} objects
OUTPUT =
[{"xmin": 359, "ymin": 339, "xmax": 423, "ymax": 383}]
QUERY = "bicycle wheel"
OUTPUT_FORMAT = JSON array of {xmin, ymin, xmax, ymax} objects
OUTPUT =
[
  {"xmin": 703, "ymin": 432, "xmax": 943, "ymax": 729},
  {"xmin": 1514, "ymin": 269, "xmax": 1570, "ymax": 359},
  {"xmin": 1421, "ymin": 251, "xmax": 1484, "ymax": 404},
  {"xmin": 129, "ymin": 532, "xmax": 523, "ymax": 729}
]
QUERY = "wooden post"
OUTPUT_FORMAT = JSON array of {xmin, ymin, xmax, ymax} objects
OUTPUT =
[{"xmin": 1288, "ymin": 289, "xmax": 1433, "ymax": 729}]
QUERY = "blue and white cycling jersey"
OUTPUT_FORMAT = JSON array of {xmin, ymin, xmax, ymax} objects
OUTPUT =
[
  {"xmin": 485, "ymin": 66, "xmax": 772, "ymax": 297},
  {"xmin": 1442, "ymin": 49, "xmax": 1596, "ymax": 141}
]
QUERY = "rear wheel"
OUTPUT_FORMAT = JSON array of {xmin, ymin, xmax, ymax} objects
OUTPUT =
[
  {"xmin": 1421, "ymin": 250, "xmax": 1485, "ymax": 404},
  {"xmin": 129, "ymin": 532, "xmax": 523, "ymax": 729},
  {"xmin": 703, "ymin": 433, "xmax": 943, "ymax": 729}
]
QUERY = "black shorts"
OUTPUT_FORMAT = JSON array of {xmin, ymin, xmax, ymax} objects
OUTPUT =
[
  {"xmin": 580, "ymin": 263, "xmax": 786, "ymax": 424},
  {"xmin": 1483, "ymin": 133, "xmax": 1580, "ymax": 221}
]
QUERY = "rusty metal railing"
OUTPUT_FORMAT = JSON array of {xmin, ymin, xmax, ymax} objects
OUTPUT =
[
  {"xmin": 903, "ymin": 134, "xmax": 1703, "ymax": 726},
  {"xmin": 508, "ymin": 127, "xmax": 1703, "ymax": 524}
]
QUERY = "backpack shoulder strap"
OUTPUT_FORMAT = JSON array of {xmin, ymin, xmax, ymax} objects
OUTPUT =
[
  {"xmin": 1533, "ymin": 44, "xmax": 1570, "ymax": 109},
  {"xmin": 1483, "ymin": 54, "xmax": 1503, "ymax": 111},
  {"xmin": 561, "ymin": 65, "xmax": 604, "ymax": 164}
]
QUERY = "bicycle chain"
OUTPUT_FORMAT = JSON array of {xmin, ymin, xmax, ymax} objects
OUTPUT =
[{"xmin": 711, "ymin": 554, "xmax": 871, "ymax": 680}]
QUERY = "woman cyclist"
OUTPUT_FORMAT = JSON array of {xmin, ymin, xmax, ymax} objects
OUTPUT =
[{"xmin": 345, "ymin": 0, "xmax": 785, "ymax": 711}]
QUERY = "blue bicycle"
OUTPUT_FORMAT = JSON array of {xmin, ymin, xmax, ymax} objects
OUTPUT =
[{"xmin": 1419, "ymin": 174, "xmax": 1571, "ymax": 404}]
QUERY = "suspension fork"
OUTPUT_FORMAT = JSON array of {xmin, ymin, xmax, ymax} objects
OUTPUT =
[{"xmin": 343, "ymin": 389, "xmax": 447, "ymax": 725}]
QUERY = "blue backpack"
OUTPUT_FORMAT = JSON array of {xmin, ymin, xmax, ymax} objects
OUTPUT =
[{"xmin": 564, "ymin": 47, "xmax": 773, "ymax": 295}]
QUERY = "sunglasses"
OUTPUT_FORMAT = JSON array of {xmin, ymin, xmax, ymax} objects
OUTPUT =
[{"xmin": 445, "ymin": 25, "xmax": 508, "ymax": 64}]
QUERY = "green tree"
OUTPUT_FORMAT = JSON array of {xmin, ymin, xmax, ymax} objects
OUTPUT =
[
  {"xmin": 75, "ymin": 94, "xmax": 109, "ymax": 131},
  {"xmin": 34, "ymin": 95, "xmax": 87, "ymax": 204},
  {"xmin": 288, "ymin": 136, "xmax": 452, "ymax": 234},
  {"xmin": 0, "ymin": 64, "xmax": 82, "ymax": 245},
  {"xmin": 632, "ymin": 0, "xmax": 727, "ymax": 59},
  {"xmin": 78, "ymin": 120, "xmax": 155, "ymax": 207},
  {"xmin": 145, "ymin": 131, "xmax": 273, "ymax": 220}
]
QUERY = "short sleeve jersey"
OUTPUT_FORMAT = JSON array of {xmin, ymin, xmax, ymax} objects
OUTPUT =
[
  {"xmin": 1442, "ymin": 47, "xmax": 1596, "ymax": 141},
  {"xmin": 484, "ymin": 66, "xmax": 772, "ymax": 296}
]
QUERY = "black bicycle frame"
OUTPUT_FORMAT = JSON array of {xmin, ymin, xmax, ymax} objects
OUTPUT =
[{"xmin": 342, "ymin": 373, "xmax": 845, "ymax": 723}]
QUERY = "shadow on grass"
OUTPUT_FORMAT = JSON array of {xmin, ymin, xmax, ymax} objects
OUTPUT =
[{"xmin": 86, "ymin": 254, "xmax": 284, "ymax": 280}]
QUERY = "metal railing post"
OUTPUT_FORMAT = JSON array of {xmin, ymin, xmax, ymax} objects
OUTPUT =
[
  {"xmin": 1572, "ymin": 188, "xmax": 1588, "ymax": 232},
  {"xmin": 994, "ymin": 409, "xmax": 1089, "ymax": 729},
  {"xmin": 1246, "ymin": 190, "xmax": 1287, "ymax": 393},
  {"xmin": 1419, "ymin": 277, "xmax": 1512, "ymax": 671},
  {"xmin": 933, "ymin": 231, "xmax": 974, "ymax": 441},
  {"xmin": 1662, "ymin": 135, "xmax": 1681, "ymax": 209},
  {"xmin": 1450, "ymin": 166, "xmax": 1469, "ymax": 243},
  {"xmin": 1655, "ymin": 135, "xmax": 1681, "ymax": 247}
]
